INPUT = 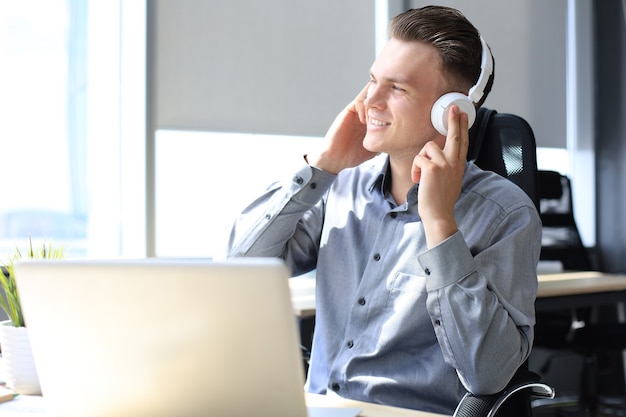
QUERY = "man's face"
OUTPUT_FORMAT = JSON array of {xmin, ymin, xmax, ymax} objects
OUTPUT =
[{"xmin": 362, "ymin": 38, "xmax": 449, "ymax": 161}]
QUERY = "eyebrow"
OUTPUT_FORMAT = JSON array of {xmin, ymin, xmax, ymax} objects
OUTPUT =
[{"xmin": 369, "ymin": 71, "xmax": 412, "ymax": 86}]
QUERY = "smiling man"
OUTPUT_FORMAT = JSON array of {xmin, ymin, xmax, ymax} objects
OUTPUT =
[{"xmin": 221, "ymin": 6, "xmax": 541, "ymax": 415}]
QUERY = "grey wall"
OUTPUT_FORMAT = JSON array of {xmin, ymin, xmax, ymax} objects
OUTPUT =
[
  {"xmin": 147, "ymin": 0, "xmax": 375, "ymax": 137},
  {"xmin": 148, "ymin": 0, "xmax": 568, "ymax": 146}
]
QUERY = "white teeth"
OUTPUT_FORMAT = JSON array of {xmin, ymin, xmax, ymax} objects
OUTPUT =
[{"xmin": 370, "ymin": 118, "xmax": 390, "ymax": 126}]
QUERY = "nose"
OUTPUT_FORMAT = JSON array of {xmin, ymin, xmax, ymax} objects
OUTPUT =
[{"xmin": 364, "ymin": 82, "xmax": 385, "ymax": 109}]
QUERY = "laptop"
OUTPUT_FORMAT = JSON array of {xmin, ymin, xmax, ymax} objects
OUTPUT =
[{"xmin": 14, "ymin": 258, "xmax": 360, "ymax": 417}]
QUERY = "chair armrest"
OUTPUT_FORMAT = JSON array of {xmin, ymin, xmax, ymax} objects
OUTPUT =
[{"xmin": 453, "ymin": 371, "xmax": 555, "ymax": 417}]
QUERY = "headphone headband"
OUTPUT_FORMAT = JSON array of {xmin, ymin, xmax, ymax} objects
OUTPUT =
[
  {"xmin": 468, "ymin": 36, "xmax": 493, "ymax": 103},
  {"xmin": 430, "ymin": 35, "xmax": 494, "ymax": 136}
]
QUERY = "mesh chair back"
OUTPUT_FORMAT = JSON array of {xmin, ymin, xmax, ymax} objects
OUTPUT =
[{"xmin": 468, "ymin": 107, "xmax": 540, "ymax": 211}]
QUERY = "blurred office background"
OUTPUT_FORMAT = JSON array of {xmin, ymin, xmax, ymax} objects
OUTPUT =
[{"xmin": 0, "ymin": 0, "xmax": 624, "ymax": 268}]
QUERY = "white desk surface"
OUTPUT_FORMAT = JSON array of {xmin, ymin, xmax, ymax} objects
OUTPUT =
[{"xmin": 0, "ymin": 393, "xmax": 448, "ymax": 417}]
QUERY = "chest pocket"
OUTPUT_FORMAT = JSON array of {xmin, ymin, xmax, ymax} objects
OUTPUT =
[
  {"xmin": 384, "ymin": 272, "xmax": 434, "ymax": 348},
  {"xmin": 390, "ymin": 272, "xmax": 426, "ymax": 292},
  {"xmin": 387, "ymin": 272, "xmax": 429, "ymax": 315}
]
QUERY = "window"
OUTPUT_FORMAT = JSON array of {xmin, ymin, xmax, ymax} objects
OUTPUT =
[
  {"xmin": 155, "ymin": 130, "xmax": 321, "ymax": 258},
  {"xmin": 0, "ymin": 1, "xmax": 145, "ymax": 259}
]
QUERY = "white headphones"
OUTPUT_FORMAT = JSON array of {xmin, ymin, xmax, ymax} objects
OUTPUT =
[{"xmin": 430, "ymin": 36, "xmax": 493, "ymax": 136}]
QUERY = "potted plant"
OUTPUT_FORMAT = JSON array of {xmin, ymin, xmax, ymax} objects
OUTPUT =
[{"xmin": 0, "ymin": 238, "xmax": 66, "ymax": 394}]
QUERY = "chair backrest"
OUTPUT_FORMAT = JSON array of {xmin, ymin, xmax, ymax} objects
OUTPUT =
[
  {"xmin": 468, "ymin": 107, "xmax": 540, "ymax": 211},
  {"xmin": 537, "ymin": 170, "xmax": 593, "ymax": 271}
]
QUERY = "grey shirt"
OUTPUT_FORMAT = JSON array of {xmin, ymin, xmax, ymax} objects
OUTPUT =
[{"xmin": 221, "ymin": 154, "xmax": 540, "ymax": 415}]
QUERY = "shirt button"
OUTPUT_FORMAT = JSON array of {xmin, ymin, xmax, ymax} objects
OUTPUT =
[
  {"xmin": 264, "ymin": 214, "xmax": 271, "ymax": 220},
  {"xmin": 331, "ymin": 382, "xmax": 340, "ymax": 392},
  {"xmin": 424, "ymin": 268, "xmax": 431, "ymax": 276},
  {"xmin": 346, "ymin": 340, "xmax": 354, "ymax": 348},
  {"xmin": 294, "ymin": 176, "xmax": 304, "ymax": 185},
  {"xmin": 310, "ymin": 182, "xmax": 317, "ymax": 189},
  {"xmin": 373, "ymin": 253, "xmax": 381, "ymax": 261},
  {"xmin": 390, "ymin": 212, "xmax": 397, "ymax": 219},
  {"xmin": 358, "ymin": 297, "xmax": 366, "ymax": 305},
  {"xmin": 434, "ymin": 319, "xmax": 441, "ymax": 326}
]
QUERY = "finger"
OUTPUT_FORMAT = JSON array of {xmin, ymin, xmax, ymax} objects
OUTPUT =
[
  {"xmin": 458, "ymin": 111, "xmax": 469, "ymax": 162},
  {"xmin": 411, "ymin": 145, "xmax": 440, "ymax": 183},
  {"xmin": 443, "ymin": 105, "xmax": 469, "ymax": 162},
  {"xmin": 442, "ymin": 105, "xmax": 461, "ymax": 158},
  {"xmin": 354, "ymin": 84, "xmax": 369, "ymax": 124},
  {"xmin": 411, "ymin": 156, "xmax": 425, "ymax": 183},
  {"xmin": 419, "ymin": 140, "xmax": 447, "ymax": 165}
]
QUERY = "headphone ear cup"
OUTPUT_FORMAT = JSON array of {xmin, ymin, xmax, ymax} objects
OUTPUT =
[{"xmin": 430, "ymin": 92, "xmax": 477, "ymax": 136}]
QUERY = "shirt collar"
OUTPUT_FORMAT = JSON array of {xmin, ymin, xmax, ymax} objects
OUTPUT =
[
  {"xmin": 367, "ymin": 155, "xmax": 421, "ymax": 208},
  {"xmin": 368, "ymin": 154, "xmax": 391, "ymax": 194}
]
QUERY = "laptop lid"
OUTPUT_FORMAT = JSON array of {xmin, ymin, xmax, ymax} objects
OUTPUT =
[{"xmin": 14, "ymin": 258, "xmax": 312, "ymax": 417}]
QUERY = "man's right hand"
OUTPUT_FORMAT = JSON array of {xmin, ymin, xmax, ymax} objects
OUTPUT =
[{"xmin": 306, "ymin": 85, "xmax": 378, "ymax": 174}]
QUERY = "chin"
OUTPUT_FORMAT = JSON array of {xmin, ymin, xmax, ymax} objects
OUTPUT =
[{"xmin": 363, "ymin": 136, "xmax": 384, "ymax": 154}]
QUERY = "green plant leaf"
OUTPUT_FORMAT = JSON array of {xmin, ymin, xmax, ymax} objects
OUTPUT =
[{"xmin": 0, "ymin": 239, "xmax": 66, "ymax": 327}]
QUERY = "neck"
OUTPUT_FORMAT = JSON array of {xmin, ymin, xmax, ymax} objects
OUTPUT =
[{"xmin": 388, "ymin": 158, "xmax": 415, "ymax": 205}]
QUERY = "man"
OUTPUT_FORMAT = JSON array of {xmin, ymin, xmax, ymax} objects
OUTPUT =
[{"xmin": 221, "ymin": 6, "xmax": 540, "ymax": 415}]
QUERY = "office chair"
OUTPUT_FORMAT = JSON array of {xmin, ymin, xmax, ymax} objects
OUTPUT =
[
  {"xmin": 533, "ymin": 170, "xmax": 626, "ymax": 416},
  {"xmin": 537, "ymin": 170, "xmax": 594, "ymax": 271},
  {"xmin": 533, "ymin": 170, "xmax": 595, "ymax": 354},
  {"xmin": 468, "ymin": 107, "xmax": 540, "ymax": 210}
]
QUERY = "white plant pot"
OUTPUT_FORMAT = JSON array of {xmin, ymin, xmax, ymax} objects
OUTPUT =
[{"xmin": 0, "ymin": 320, "xmax": 41, "ymax": 395}]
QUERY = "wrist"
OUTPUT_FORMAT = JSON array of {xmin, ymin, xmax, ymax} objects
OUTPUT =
[
  {"xmin": 423, "ymin": 218, "xmax": 458, "ymax": 249},
  {"xmin": 305, "ymin": 151, "xmax": 344, "ymax": 175}
]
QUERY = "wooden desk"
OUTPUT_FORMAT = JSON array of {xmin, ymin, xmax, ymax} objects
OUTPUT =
[
  {"xmin": 537, "ymin": 271, "xmax": 626, "ymax": 297},
  {"xmin": 291, "ymin": 271, "xmax": 626, "ymax": 315},
  {"xmin": 536, "ymin": 271, "xmax": 626, "ymax": 311},
  {"xmin": 0, "ymin": 393, "xmax": 449, "ymax": 417}
]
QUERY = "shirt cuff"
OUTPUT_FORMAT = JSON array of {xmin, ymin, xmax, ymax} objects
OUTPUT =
[
  {"xmin": 286, "ymin": 163, "xmax": 337, "ymax": 204},
  {"xmin": 418, "ymin": 231, "xmax": 476, "ymax": 292}
]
